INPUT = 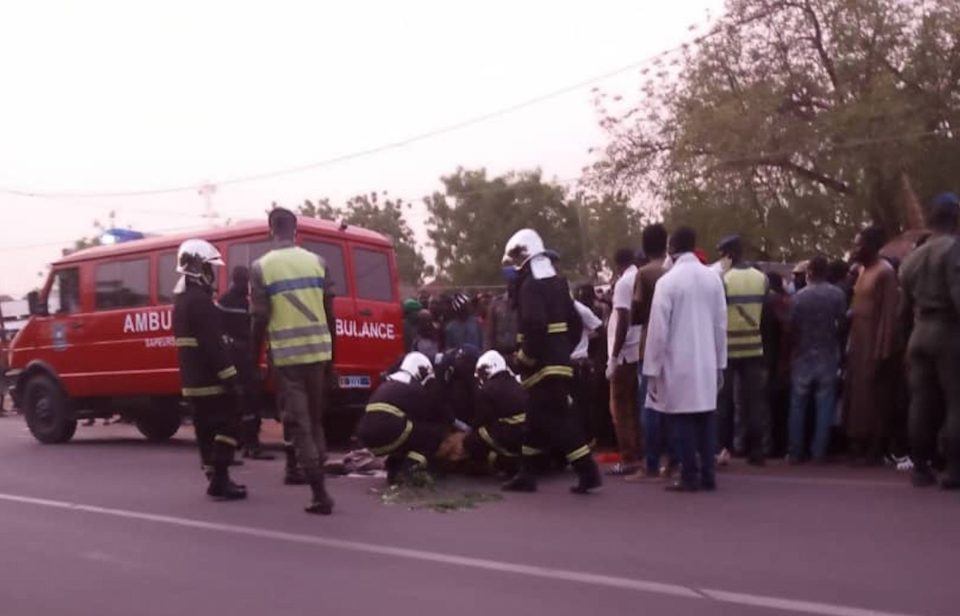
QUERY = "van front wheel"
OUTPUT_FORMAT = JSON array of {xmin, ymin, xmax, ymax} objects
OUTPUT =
[
  {"xmin": 136, "ymin": 407, "xmax": 182, "ymax": 442},
  {"xmin": 23, "ymin": 375, "xmax": 77, "ymax": 444}
]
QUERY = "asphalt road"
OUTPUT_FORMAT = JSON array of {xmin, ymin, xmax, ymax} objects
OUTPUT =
[{"xmin": 0, "ymin": 414, "xmax": 956, "ymax": 616}]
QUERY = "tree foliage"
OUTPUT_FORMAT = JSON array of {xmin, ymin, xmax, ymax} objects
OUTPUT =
[
  {"xmin": 299, "ymin": 193, "xmax": 427, "ymax": 287},
  {"xmin": 425, "ymin": 168, "xmax": 642, "ymax": 285},
  {"xmin": 588, "ymin": 0, "xmax": 960, "ymax": 259}
]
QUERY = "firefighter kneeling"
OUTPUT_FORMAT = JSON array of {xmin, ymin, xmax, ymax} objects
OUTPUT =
[
  {"xmin": 172, "ymin": 239, "xmax": 247, "ymax": 501},
  {"xmin": 460, "ymin": 350, "xmax": 527, "ymax": 474},
  {"xmin": 356, "ymin": 352, "xmax": 451, "ymax": 484}
]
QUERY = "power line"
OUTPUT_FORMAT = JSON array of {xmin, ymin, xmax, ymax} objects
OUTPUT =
[{"xmin": 0, "ymin": 35, "xmax": 708, "ymax": 200}]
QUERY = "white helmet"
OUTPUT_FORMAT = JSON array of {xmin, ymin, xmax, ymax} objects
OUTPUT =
[
  {"xmin": 502, "ymin": 228, "xmax": 545, "ymax": 269},
  {"xmin": 398, "ymin": 352, "xmax": 435, "ymax": 385},
  {"xmin": 174, "ymin": 238, "xmax": 224, "ymax": 294},
  {"xmin": 474, "ymin": 350, "xmax": 510, "ymax": 385}
]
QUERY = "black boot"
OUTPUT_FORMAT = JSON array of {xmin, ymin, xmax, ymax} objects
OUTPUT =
[
  {"xmin": 570, "ymin": 456, "xmax": 602, "ymax": 494},
  {"xmin": 305, "ymin": 475, "xmax": 334, "ymax": 515},
  {"xmin": 502, "ymin": 457, "xmax": 537, "ymax": 492},
  {"xmin": 207, "ymin": 465, "xmax": 247, "ymax": 501},
  {"xmin": 912, "ymin": 464, "xmax": 937, "ymax": 488},
  {"xmin": 244, "ymin": 446, "xmax": 276, "ymax": 461},
  {"xmin": 284, "ymin": 443, "xmax": 308, "ymax": 485}
]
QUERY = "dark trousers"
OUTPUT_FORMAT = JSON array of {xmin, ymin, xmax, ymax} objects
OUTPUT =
[
  {"xmin": 609, "ymin": 362, "xmax": 640, "ymax": 463},
  {"xmin": 230, "ymin": 342, "xmax": 264, "ymax": 450},
  {"xmin": 718, "ymin": 357, "xmax": 769, "ymax": 458},
  {"xmin": 191, "ymin": 394, "xmax": 240, "ymax": 469},
  {"xmin": 356, "ymin": 410, "xmax": 446, "ymax": 468},
  {"xmin": 524, "ymin": 376, "xmax": 591, "ymax": 465},
  {"xmin": 672, "ymin": 411, "xmax": 717, "ymax": 489},
  {"xmin": 908, "ymin": 322, "xmax": 960, "ymax": 479},
  {"xmin": 572, "ymin": 359, "xmax": 597, "ymax": 444},
  {"xmin": 275, "ymin": 361, "xmax": 329, "ymax": 480}
]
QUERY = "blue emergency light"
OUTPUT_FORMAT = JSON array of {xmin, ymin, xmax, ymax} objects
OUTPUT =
[{"xmin": 99, "ymin": 228, "xmax": 145, "ymax": 245}]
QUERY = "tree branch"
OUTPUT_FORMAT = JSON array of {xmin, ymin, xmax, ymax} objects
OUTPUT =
[{"xmin": 711, "ymin": 155, "xmax": 851, "ymax": 195}]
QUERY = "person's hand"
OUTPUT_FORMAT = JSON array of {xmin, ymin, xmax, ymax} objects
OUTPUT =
[
  {"xmin": 646, "ymin": 376, "xmax": 661, "ymax": 407},
  {"xmin": 605, "ymin": 356, "xmax": 618, "ymax": 380},
  {"xmin": 326, "ymin": 366, "xmax": 340, "ymax": 392}
]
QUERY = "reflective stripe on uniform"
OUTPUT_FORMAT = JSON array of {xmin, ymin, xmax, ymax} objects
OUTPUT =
[
  {"xmin": 367, "ymin": 420, "xmax": 413, "ymax": 456},
  {"xmin": 175, "ymin": 337, "xmax": 198, "ymax": 347},
  {"xmin": 566, "ymin": 445, "xmax": 591, "ymax": 463},
  {"xmin": 724, "ymin": 268, "xmax": 766, "ymax": 359},
  {"xmin": 271, "ymin": 341, "xmax": 333, "ymax": 362},
  {"xmin": 406, "ymin": 451, "xmax": 427, "ymax": 466},
  {"xmin": 479, "ymin": 426, "xmax": 516, "ymax": 457},
  {"xmin": 259, "ymin": 246, "xmax": 332, "ymax": 366},
  {"xmin": 521, "ymin": 365, "xmax": 574, "ymax": 388},
  {"xmin": 365, "ymin": 402, "xmax": 406, "ymax": 419},
  {"xmin": 214, "ymin": 434, "xmax": 239, "ymax": 447},
  {"xmin": 217, "ymin": 366, "xmax": 238, "ymax": 380},
  {"xmin": 498, "ymin": 413, "xmax": 525, "ymax": 425},
  {"xmin": 182, "ymin": 385, "xmax": 226, "ymax": 397},
  {"xmin": 547, "ymin": 322, "xmax": 568, "ymax": 333},
  {"xmin": 265, "ymin": 276, "xmax": 326, "ymax": 296},
  {"xmin": 269, "ymin": 324, "xmax": 331, "ymax": 341},
  {"xmin": 521, "ymin": 445, "xmax": 543, "ymax": 456}
]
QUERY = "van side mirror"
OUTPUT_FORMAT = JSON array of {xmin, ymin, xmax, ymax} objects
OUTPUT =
[{"xmin": 27, "ymin": 291, "xmax": 47, "ymax": 317}]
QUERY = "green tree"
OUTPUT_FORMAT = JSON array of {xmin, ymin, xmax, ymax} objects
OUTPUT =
[
  {"xmin": 588, "ymin": 0, "xmax": 960, "ymax": 260},
  {"xmin": 299, "ymin": 193, "xmax": 426, "ymax": 287},
  {"xmin": 425, "ymin": 168, "xmax": 643, "ymax": 285}
]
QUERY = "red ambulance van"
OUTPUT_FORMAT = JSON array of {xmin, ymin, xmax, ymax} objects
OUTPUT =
[{"xmin": 7, "ymin": 218, "xmax": 404, "ymax": 444}]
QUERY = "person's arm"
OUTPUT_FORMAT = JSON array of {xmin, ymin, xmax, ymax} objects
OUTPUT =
[
  {"xmin": 610, "ymin": 276, "xmax": 632, "ymax": 362},
  {"xmin": 194, "ymin": 297, "xmax": 238, "ymax": 385},
  {"xmin": 516, "ymin": 281, "xmax": 546, "ymax": 368},
  {"xmin": 250, "ymin": 261, "xmax": 270, "ymax": 367},
  {"xmin": 947, "ymin": 240, "xmax": 960, "ymax": 320},
  {"xmin": 874, "ymin": 266, "xmax": 900, "ymax": 363},
  {"xmin": 713, "ymin": 276, "xmax": 728, "ymax": 372}
]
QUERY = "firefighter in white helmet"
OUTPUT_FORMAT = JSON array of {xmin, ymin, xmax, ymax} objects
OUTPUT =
[
  {"xmin": 355, "ymin": 352, "xmax": 453, "ymax": 484},
  {"xmin": 501, "ymin": 229, "xmax": 602, "ymax": 494},
  {"xmin": 172, "ymin": 239, "xmax": 247, "ymax": 501},
  {"xmin": 459, "ymin": 350, "xmax": 530, "ymax": 474}
]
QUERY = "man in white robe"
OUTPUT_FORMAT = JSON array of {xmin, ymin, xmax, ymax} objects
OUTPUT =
[{"xmin": 643, "ymin": 226, "xmax": 728, "ymax": 492}]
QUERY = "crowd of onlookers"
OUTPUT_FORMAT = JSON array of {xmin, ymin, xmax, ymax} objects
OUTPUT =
[{"xmin": 407, "ymin": 201, "xmax": 960, "ymax": 482}]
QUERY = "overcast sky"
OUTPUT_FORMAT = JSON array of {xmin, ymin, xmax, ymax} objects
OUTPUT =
[{"xmin": 0, "ymin": 0, "xmax": 722, "ymax": 296}]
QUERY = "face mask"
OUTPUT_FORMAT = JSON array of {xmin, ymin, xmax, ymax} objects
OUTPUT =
[
  {"xmin": 501, "ymin": 266, "xmax": 518, "ymax": 283},
  {"xmin": 719, "ymin": 256, "xmax": 733, "ymax": 272}
]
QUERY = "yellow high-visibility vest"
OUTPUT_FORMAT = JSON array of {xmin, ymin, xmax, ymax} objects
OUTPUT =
[
  {"xmin": 723, "ymin": 267, "xmax": 766, "ymax": 359},
  {"xmin": 259, "ymin": 246, "xmax": 333, "ymax": 366}
]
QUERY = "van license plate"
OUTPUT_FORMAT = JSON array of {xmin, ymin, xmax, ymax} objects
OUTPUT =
[{"xmin": 339, "ymin": 375, "xmax": 371, "ymax": 389}]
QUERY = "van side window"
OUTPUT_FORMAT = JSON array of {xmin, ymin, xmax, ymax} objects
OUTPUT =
[
  {"xmin": 95, "ymin": 258, "xmax": 150, "ymax": 310},
  {"xmin": 227, "ymin": 241, "xmax": 274, "ymax": 272},
  {"xmin": 302, "ymin": 240, "xmax": 348, "ymax": 296},
  {"xmin": 48, "ymin": 268, "xmax": 81, "ymax": 315},
  {"xmin": 157, "ymin": 253, "xmax": 177, "ymax": 304},
  {"xmin": 352, "ymin": 248, "xmax": 393, "ymax": 302}
]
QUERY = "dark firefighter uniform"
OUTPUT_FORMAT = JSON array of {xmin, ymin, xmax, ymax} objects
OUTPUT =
[
  {"xmin": 356, "ymin": 378, "xmax": 450, "ymax": 479},
  {"xmin": 899, "ymin": 231, "xmax": 960, "ymax": 487},
  {"xmin": 217, "ymin": 268, "xmax": 272, "ymax": 459},
  {"xmin": 436, "ymin": 345, "xmax": 480, "ymax": 425},
  {"xmin": 463, "ymin": 372, "xmax": 527, "ymax": 472},
  {"xmin": 511, "ymin": 272, "xmax": 601, "ymax": 492},
  {"xmin": 174, "ymin": 282, "xmax": 242, "ymax": 481}
]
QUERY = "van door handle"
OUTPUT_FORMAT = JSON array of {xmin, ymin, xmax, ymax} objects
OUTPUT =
[
  {"xmin": 69, "ymin": 322, "xmax": 85, "ymax": 331},
  {"xmin": 358, "ymin": 309, "xmax": 373, "ymax": 317}
]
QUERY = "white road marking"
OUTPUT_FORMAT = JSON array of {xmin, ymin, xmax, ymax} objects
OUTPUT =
[{"xmin": 0, "ymin": 491, "xmax": 926, "ymax": 616}]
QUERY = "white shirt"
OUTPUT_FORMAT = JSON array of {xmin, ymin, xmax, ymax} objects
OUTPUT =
[
  {"xmin": 571, "ymin": 300, "xmax": 602, "ymax": 360},
  {"xmin": 643, "ymin": 253, "xmax": 728, "ymax": 414},
  {"xmin": 607, "ymin": 265, "xmax": 642, "ymax": 364}
]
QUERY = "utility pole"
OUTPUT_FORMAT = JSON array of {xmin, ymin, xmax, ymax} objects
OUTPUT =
[{"xmin": 198, "ymin": 181, "xmax": 219, "ymax": 224}]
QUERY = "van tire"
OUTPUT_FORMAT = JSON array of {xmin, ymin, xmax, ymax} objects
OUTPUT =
[
  {"xmin": 23, "ymin": 374, "xmax": 77, "ymax": 444},
  {"xmin": 136, "ymin": 407, "xmax": 181, "ymax": 442}
]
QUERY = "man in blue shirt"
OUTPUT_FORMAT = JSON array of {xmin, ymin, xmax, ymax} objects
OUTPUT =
[{"xmin": 788, "ymin": 256, "xmax": 848, "ymax": 463}]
